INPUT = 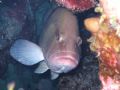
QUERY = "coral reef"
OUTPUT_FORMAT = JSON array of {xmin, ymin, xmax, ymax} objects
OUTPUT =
[
  {"xmin": 54, "ymin": 0, "xmax": 98, "ymax": 12},
  {"xmin": 84, "ymin": 0, "xmax": 120, "ymax": 89}
]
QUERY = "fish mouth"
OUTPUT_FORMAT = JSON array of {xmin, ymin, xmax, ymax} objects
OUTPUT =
[{"xmin": 47, "ymin": 51, "xmax": 79, "ymax": 73}]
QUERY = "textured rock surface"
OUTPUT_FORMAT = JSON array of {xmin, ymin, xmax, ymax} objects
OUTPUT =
[
  {"xmin": 0, "ymin": 6, "xmax": 23, "ymax": 50},
  {"xmin": 58, "ymin": 55, "xmax": 101, "ymax": 90}
]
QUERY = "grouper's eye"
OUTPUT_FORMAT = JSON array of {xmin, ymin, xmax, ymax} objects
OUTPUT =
[{"xmin": 77, "ymin": 37, "xmax": 82, "ymax": 46}]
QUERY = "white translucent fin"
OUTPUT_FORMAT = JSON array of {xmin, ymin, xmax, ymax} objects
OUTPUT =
[
  {"xmin": 10, "ymin": 39, "xmax": 44, "ymax": 65},
  {"xmin": 51, "ymin": 72, "xmax": 59, "ymax": 80},
  {"xmin": 34, "ymin": 61, "xmax": 49, "ymax": 73}
]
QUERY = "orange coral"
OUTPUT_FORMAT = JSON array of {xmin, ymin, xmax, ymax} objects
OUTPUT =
[
  {"xmin": 85, "ymin": 17, "xmax": 120, "ymax": 71},
  {"xmin": 84, "ymin": 0, "xmax": 120, "ymax": 89},
  {"xmin": 84, "ymin": 13, "xmax": 120, "ymax": 90}
]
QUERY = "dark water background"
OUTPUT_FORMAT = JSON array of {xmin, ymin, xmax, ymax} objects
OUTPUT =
[{"xmin": 0, "ymin": 0, "xmax": 101, "ymax": 90}]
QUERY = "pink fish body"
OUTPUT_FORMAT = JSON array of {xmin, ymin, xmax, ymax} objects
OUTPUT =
[{"xmin": 10, "ymin": 8, "xmax": 81, "ymax": 79}]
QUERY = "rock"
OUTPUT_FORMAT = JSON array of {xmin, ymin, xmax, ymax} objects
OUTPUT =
[{"xmin": 58, "ymin": 55, "xmax": 101, "ymax": 90}]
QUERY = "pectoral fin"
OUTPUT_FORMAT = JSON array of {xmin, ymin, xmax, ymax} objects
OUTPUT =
[
  {"xmin": 34, "ymin": 61, "xmax": 49, "ymax": 74},
  {"xmin": 51, "ymin": 72, "xmax": 59, "ymax": 80},
  {"xmin": 10, "ymin": 39, "xmax": 44, "ymax": 65}
]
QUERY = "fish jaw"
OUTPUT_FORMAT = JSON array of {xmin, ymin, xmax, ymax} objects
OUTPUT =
[{"xmin": 46, "ymin": 51, "xmax": 79, "ymax": 73}]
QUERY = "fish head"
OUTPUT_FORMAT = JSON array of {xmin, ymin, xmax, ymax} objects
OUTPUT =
[
  {"xmin": 40, "ymin": 8, "xmax": 82, "ymax": 74},
  {"xmin": 45, "ymin": 30, "xmax": 82, "ymax": 73}
]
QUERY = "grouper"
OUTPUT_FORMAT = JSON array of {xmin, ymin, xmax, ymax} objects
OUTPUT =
[{"xmin": 10, "ymin": 7, "xmax": 82, "ymax": 79}]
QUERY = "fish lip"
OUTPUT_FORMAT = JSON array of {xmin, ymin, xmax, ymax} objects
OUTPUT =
[
  {"xmin": 47, "ymin": 51, "xmax": 79, "ymax": 66},
  {"xmin": 53, "ymin": 56, "xmax": 78, "ymax": 65}
]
